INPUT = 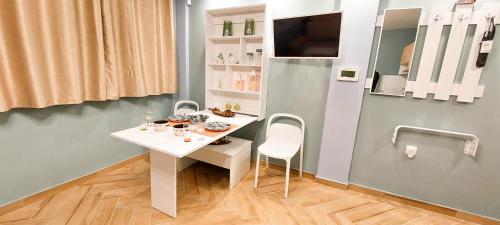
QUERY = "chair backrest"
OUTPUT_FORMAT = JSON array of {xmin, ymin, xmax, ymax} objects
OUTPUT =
[
  {"xmin": 174, "ymin": 100, "xmax": 199, "ymax": 115},
  {"xmin": 266, "ymin": 113, "xmax": 305, "ymax": 150}
]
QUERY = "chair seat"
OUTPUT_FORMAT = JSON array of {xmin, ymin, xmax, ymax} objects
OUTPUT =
[{"xmin": 258, "ymin": 139, "xmax": 300, "ymax": 160}]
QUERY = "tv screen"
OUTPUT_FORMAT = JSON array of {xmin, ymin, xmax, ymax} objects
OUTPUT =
[{"xmin": 273, "ymin": 12, "xmax": 342, "ymax": 58}]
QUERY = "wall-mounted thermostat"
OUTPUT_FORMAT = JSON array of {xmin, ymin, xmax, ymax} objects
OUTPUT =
[{"xmin": 337, "ymin": 67, "xmax": 360, "ymax": 82}]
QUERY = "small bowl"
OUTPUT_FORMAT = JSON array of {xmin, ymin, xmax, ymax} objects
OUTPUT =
[
  {"xmin": 190, "ymin": 114, "xmax": 209, "ymax": 123},
  {"xmin": 153, "ymin": 120, "xmax": 169, "ymax": 132},
  {"xmin": 173, "ymin": 124, "xmax": 190, "ymax": 136}
]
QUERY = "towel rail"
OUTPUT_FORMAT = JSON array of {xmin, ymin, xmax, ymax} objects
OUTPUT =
[{"xmin": 392, "ymin": 125, "xmax": 479, "ymax": 157}]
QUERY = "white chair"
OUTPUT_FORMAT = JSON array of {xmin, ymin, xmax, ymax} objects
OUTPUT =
[
  {"xmin": 254, "ymin": 113, "xmax": 305, "ymax": 198},
  {"xmin": 174, "ymin": 100, "xmax": 199, "ymax": 115}
]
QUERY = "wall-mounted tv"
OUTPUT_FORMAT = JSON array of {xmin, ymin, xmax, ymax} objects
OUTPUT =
[{"xmin": 273, "ymin": 12, "xmax": 342, "ymax": 58}]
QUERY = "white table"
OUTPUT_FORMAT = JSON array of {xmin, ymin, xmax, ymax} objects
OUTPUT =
[{"xmin": 110, "ymin": 110, "xmax": 257, "ymax": 218}]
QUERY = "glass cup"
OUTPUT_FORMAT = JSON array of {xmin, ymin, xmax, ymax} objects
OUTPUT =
[
  {"xmin": 190, "ymin": 120, "xmax": 203, "ymax": 134},
  {"xmin": 184, "ymin": 130, "xmax": 192, "ymax": 142},
  {"xmin": 145, "ymin": 111, "xmax": 153, "ymax": 126}
]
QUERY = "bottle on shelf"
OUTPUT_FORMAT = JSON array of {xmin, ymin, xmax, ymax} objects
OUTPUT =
[
  {"xmin": 225, "ymin": 102, "xmax": 232, "ymax": 110},
  {"xmin": 255, "ymin": 71, "xmax": 261, "ymax": 92},
  {"xmin": 234, "ymin": 103, "xmax": 241, "ymax": 111},
  {"xmin": 216, "ymin": 53, "xmax": 225, "ymax": 64},
  {"xmin": 228, "ymin": 53, "xmax": 238, "ymax": 64},
  {"xmin": 247, "ymin": 71, "xmax": 257, "ymax": 92},
  {"xmin": 215, "ymin": 73, "xmax": 224, "ymax": 89},
  {"xmin": 246, "ymin": 52, "xmax": 254, "ymax": 65},
  {"xmin": 233, "ymin": 73, "xmax": 244, "ymax": 91},
  {"xmin": 255, "ymin": 49, "xmax": 263, "ymax": 65}
]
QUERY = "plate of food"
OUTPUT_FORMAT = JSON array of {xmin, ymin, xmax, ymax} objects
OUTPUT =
[
  {"xmin": 205, "ymin": 122, "xmax": 231, "ymax": 132},
  {"xmin": 168, "ymin": 115, "xmax": 191, "ymax": 123},
  {"xmin": 209, "ymin": 137, "xmax": 232, "ymax": 145},
  {"xmin": 211, "ymin": 108, "xmax": 235, "ymax": 117}
]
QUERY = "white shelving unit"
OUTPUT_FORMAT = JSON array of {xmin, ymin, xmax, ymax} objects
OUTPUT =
[{"xmin": 205, "ymin": 4, "xmax": 269, "ymax": 120}]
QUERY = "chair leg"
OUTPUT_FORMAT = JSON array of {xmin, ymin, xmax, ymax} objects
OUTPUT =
[
  {"xmin": 284, "ymin": 159, "xmax": 290, "ymax": 199},
  {"xmin": 265, "ymin": 156, "xmax": 269, "ymax": 168},
  {"xmin": 254, "ymin": 152, "xmax": 261, "ymax": 188},
  {"xmin": 299, "ymin": 150, "xmax": 303, "ymax": 178}
]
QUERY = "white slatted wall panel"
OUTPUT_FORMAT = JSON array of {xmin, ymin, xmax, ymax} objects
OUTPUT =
[
  {"xmin": 457, "ymin": 3, "xmax": 500, "ymax": 103},
  {"xmin": 412, "ymin": 7, "xmax": 447, "ymax": 98},
  {"xmin": 366, "ymin": 4, "xmax": 499, "ymax": 103},
  {"xmin": 434, "ymin": 5, "xmax": 473, "ymax": 101}
]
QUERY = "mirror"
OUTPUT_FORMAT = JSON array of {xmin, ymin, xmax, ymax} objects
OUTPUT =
[{"xmin": 370, "ymin": 8, "xmax": 422, "ymax": 96}]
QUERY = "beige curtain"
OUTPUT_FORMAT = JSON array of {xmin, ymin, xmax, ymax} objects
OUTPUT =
[
  {"xmin": 101, "ymin": 0, "xmax": 177, "ymax": 99},
  {"xmin": 0, "ymin": 0, "xmax": 106, "ymax": 111},
  {"xmin": 0, "ymin": 0, "xmax": 177, "ymax": 112}
]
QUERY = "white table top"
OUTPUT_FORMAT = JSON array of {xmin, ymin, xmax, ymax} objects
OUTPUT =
[{"xmin": 110, "ymin": 110, "xmax": 258, "ymax": 158}]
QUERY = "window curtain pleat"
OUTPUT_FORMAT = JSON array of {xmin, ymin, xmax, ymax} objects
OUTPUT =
[
  {"xmin": 0, "ymin": 0, "xmax": 177, "ymax": 112},
  {"xmin": 100, "ymin": 0, "xmax": 177, "ymax": 99}
]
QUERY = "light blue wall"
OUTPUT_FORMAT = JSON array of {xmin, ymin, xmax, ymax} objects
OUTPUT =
[
  {"xmin": 188, "ymin": 0, "xmax": 337, "ymax": 109},
  {"xmin": 188, "ymin": 0, "xmax": 337, "ymax": 173},
  {"xmin": 349, "ymin": 0, "xmax": 500, "ymax": 220},
  {"xmin": 316, "ymin": 0, "xmax": 380, "ymax": 184},
  {"xmin": 0, "ymin": 95, "xmax": 174, "ymax": 206},
  {"xmin": 174, "ymin": 0, "xmax": 189, "ymax": 100},
  {"xmin": 232, "ymin": 59, "xmax": 332, "ymax": 172}
]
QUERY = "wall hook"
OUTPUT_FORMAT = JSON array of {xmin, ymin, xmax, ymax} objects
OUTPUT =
[
  {"xmin": 485, "ymin": 14, "xmax": 496, "ymax": 20},
  {"xmin": 458, "ymin": 14, "xmax": 469, "ymax": 22},
  {"xmin": 433, "ymin": 14, "xmax": 442, "ymax": 22}
]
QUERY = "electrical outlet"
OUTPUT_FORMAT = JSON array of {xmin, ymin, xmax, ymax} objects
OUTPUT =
[{"xmin": 405, "ymin": 145, "xmax": 418, "ymax": 159}]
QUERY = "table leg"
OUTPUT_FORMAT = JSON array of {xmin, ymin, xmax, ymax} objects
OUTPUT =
[{"xmin": 150, "ymin": 150, "xmax": 177, "ymax": 218}]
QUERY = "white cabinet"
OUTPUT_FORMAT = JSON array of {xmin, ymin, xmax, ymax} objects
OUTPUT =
[{"xmin": 205, "ymin": 4, "xmax": 269, "ymax": 120}]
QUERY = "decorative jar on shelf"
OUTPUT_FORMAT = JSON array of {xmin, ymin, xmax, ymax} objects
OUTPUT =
[
  {"xmin": 215, "ymin": 75, "xmax": 224, "ymax": 89},
  {"xmin": 244, "ymin": 18, "xmax": 255, "ymax": 36},
  {"xmin": 255, "ymin": 72, "xmax": 261, "ymax": 92},
  {"xmin": 233, "ymin": 73, "xmax": 244, "ymax": 91},
  {"xmin": 223, "ymin": 20, "xmax": 233, "ymax": 36},
  {"xmin": 234, "ymin": 103, "xmax": 241, "ymax": 111},
  {"xmin": 228, "ymin": 53, "xmax": 238, "ymax": 64},
  {"xmin": 247, "ymin": 72, "xmax": 256, "ymax": 92},
  {"xmin": 216, "ymin": 53, "xmax": 225, "ymax": 64}
]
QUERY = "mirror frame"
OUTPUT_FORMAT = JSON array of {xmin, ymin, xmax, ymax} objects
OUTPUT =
[{"xmin": 370, "ymin": 7, "xmax": 423, "ymax": 97}]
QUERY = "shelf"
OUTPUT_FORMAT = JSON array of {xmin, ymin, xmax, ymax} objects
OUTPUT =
[
  {"xmin": 392, "ymin": 125, "xmax": 479, "ymax": 157},
  {"xmin": 208, "ymin": 36, "xmax": 241, "ymax": 42},
  {"xmin": 205, "ymin": 4, "xmax": 268, "ymax": 120},
  {"xmin": 208, "ymin": 35, "xmax": 263, "ymax": 42},
  {"xmin": 242, "ymin": 35, "xmax": 263, "ymax": 41},
  {"xmin": 229, "ymin": 64, "xmax": 261, "ymax": 68},
  {"xmin": 208, "ymin": 64, "xmax": 227, "ymax": 67},
  {"xmin": 209, "ymin": 89, "xmax": 260, "ymax": 96},
  {"xmin": 208, "ymin": 64, "xmax": 262, "ymax": 68},
  {"xmin": 207, "ymin": 4, "xmax": 265, "ymax": 17}
]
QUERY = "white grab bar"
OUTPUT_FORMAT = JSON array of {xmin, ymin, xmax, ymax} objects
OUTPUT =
[{"xmin": 392, "ymin": 125, "xmax": 479, "ymax": 157}]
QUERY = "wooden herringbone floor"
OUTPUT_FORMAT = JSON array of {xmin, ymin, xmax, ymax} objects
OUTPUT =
[{"xmin": 0, "ymin": 158, "xmax": 478, "ymax": 225}]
